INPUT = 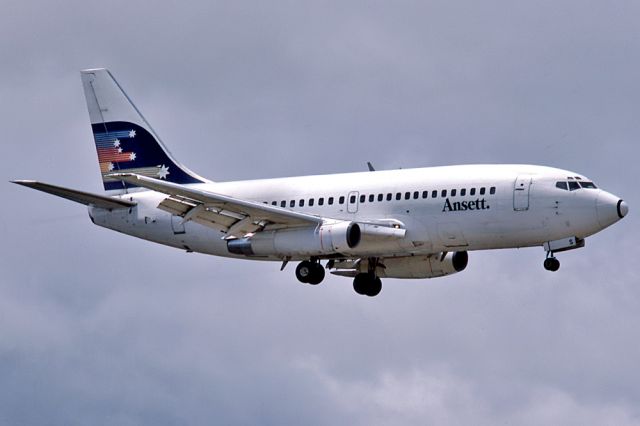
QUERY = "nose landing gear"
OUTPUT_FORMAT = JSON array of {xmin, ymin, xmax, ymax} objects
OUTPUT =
[{"xmin": 543, "ymin": 253, "xmax": 560, "ymax": 271}]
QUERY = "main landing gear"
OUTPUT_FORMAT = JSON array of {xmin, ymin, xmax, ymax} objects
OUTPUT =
[
  {"xmin": 352, "ymin": 257, "xmax": 382, "ymax": 297},
  {"xmin": 352, "ymin": 273, "xmax": 382, "ymax": 297},
  {"xmin": 294, "ymin": 257, "xmax": 383, "ymax": 297},
  {"xmin": 543, "ymin": 253, "xmax": 560, "ymax": 272},
  {"xmin": 295, "ymin": 259, "xmax": 325, "ymax": 285}
]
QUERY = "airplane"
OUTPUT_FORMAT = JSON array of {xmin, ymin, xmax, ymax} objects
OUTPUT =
[{"xmin": 13, "ymin": 68, "xmax": 629, "ymax": 297}]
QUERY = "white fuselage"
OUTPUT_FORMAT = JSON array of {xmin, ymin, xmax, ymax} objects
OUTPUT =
[{"xmin": 88, "ymin": 164, "xmax": 624, "ymax": 262}]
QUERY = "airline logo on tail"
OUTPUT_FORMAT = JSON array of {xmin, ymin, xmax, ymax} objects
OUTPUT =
[
  {"xmin": 91, "ymin": 121, "xmax": 200, "ymax": 191},
  {"xmin": 95, "ymin": 128, "xmax": 141, "ymax": 171}
]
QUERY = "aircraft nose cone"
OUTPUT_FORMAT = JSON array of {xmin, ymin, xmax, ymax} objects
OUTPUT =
[
  {"xmin": 596, "ymin": 191, "xmax": 626, "ymax": 228},
  {"xmin": 617, "ymin": 199, "xmax": 629, "ymax": 218}
]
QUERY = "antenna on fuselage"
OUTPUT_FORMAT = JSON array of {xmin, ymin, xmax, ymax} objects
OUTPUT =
[{"xmin": 367, "ymin": 162, "xmax": 376, "ymax": 172}]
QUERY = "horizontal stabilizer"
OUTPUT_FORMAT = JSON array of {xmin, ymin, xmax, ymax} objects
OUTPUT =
[{"xmin": 12, "ymin": 180, "xmax": 136, "ymax": 209}]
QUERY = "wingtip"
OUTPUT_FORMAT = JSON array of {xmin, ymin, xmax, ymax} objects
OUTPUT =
[
  {"xmin": 11, "ymin": 179, "xmax": 37, "ymax": 186},
  {"xmin": 105, "ymin": 172, "xmax": 137, "ymax": 179},
  {"xmin": 80, "ymin": 67, "xmax": 107, "ymax": 73}
]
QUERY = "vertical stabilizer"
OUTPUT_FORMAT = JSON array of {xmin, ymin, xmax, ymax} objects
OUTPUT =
[{"xmin": 81, "ymin": 68, "xmax": 205, "ymax": 193}]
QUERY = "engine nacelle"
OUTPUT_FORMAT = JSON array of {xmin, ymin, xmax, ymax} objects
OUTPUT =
[
  {"xmin": 227, "ymin": 219, "xmax": 409, "ymax": 258},
  {"xmin": 227, "ymin": 221, "xmax": 361, "ymax": 257},
  {"xmin": 374, "ymin": 251, "xmax": 468, "ymax": 278}
]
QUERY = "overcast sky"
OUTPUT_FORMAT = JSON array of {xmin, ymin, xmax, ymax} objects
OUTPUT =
[{"xmin": 1, "ymin": 1, "xmax": 639, "ymax": 425}]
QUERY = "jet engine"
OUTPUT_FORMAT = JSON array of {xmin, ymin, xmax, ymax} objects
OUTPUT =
[
  {"xmin": 226, "ymin": 220, "xmax": 406, "ymax": 258},
  {"xmin": 331, "ymin": 251, "xmax": 469, "ymax": 279},
  {"xmin": 379, "ymin": 251, "xmax": 468, "ymax": 278}
]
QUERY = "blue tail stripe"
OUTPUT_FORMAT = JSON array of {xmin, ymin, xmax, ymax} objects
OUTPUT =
[{"xmin": 92, "ymin": 121, "xmax": 202, "ymax": 191}]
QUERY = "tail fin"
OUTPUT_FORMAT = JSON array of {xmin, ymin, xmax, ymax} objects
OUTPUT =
[{"xmin": 80, "ymin": 68, "xmax": 205, "ymax": 193}]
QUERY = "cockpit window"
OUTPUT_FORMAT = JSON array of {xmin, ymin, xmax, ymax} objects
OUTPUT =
[
  {"xmin": 557, "ymin": 179, "xmax": 597, "ymax": 190},
  {"xmin": 568, "ymin": 181, "xmax": 580, "ymax": 191},
  {"xmin": 579, "ymin": 181, "xmax": 597, "ymax": 189},
  {"xmin": 556, "ymin": 182, "xmax": 568, "ymax": 190}
]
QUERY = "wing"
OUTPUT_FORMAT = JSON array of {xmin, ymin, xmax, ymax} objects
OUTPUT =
[{"xmin": 109, "ymin": 173, "xmax": 322, "ymax": 237}]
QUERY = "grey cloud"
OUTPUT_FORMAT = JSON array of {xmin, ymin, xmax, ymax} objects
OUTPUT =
[{"xmin": 1, "ymin": 0, "xmax": 639, "ymax": 425}]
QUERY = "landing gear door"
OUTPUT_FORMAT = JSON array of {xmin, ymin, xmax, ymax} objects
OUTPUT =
[{"xmin": 513, "ymin": 175, "xmax": 532, "ymax": 211}]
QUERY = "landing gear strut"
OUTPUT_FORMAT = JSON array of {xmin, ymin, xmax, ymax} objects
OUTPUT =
[
  {"xmin": 295, "ymin": 259, "xmax": 325, "ymax": 285},
  {"xmin": 543, "ymin": 253, "xmax": 560, "ymax": 272}
]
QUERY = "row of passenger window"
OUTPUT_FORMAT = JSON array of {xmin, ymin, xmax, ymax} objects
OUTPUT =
[{"xmin": 265, "ymin": 186, "xmax": 497, "ymax": 208}]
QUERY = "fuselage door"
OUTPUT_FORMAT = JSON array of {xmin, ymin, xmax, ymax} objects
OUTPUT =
[
  {"xmin": 513, "ymin": 175, "xmax": 532, "ymax": 211},
  {"xmin": 347, "ymin": 191, "xmax": 359, "ymax": 213}
]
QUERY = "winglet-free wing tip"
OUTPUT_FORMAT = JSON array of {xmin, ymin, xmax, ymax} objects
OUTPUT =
[{"xmin": 11, "ymin": 179, "xmax": 37, "ymax": 186}]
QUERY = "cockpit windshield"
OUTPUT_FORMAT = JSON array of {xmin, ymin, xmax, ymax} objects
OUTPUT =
[
  {"xmin": 555, "ymin": 179, "xmax": 598, "ymax": 191},
  {"xmin": 579, "ymin": 181, "xmax": 597, "ymax": 189}
]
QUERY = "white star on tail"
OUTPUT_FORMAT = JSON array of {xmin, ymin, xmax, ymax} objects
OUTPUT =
[
  {"xmin": 108, "ymin": 162, "xmax": 114, "ymax": 171},
  {"xmin": 129, "ymin": 130, "xmax": 136, "ymax": 138},
  {"xmin": 129, "ymin": 152, "xmax": 136, "ymax": 161},
  {"xmin": 157, "ymin": 165, "xmax": 170, "ymax": 179},
  {"xmin": 113, "ymin": 139, "xmax": 120, "ymax": 147}
]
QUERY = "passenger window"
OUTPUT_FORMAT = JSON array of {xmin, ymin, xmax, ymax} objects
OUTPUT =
[
  {"xmin": 480, "ymin": 187, "xmax": 486, "ymax": 195},
  {"xmin": 309, "ymin": 198, "xmax": 314, "ymax": 206},
  {"xmin": 490, "ymin": 187, "xmax": 496, "ymax": 195},
  {"xmin": 339, "ymin": 196, "xmax": 345, "ymax": 204},
  {"xmin": 568, "ymin": 181, "xmax": 580, "ymax": 191},
  {"xmin": 359, "ymin": 194, "xmax": 365, "ymax": 203},
  {"xmin": 290, "ymin": 200, "xmax": 295, "ymax": 207},
  {"xmin": 432, "ymin": 190, "xmax": 437, "ymax": 198},
  {"xmin": 413, "ymin": 191, "xmax": 419, "ymax": 199},
  {"xmin": 350, "ymin": 195, "xmax": 357, "ymax": 203},
  {"xmin": 396, "ymin": 193, "xmax": 402, "ymax": 200},
  {"xmin": 470, "ymin": 188, "xmax": 476, "ymax": 196},
  {"xmin": 405, "ymin": 192, "xmax": 411, "ymax": 200},
  {"xmin": 460, "ymin": 188, "xmax": 466, "ymax": 196},
  {"xmin": 281, "ymin": 200, "xmax": 286, "ymax": 207},
  {"xmin": 299, "ymin": 199, "xmax": 305, "ymax": 207},
  {"xmin": 328, "ymin": 197, "xmax": 334, "ymax": 205},
  {"xmin": 422, "ymin": 191, "xmax": 428, "ymax": 199},
  {"xmin": 451, "ymin": 189, "xmax": 457, "ymax": 197},
  {"xmin": 369, "ymin": 194, "xmax": 375, "ymax": 202},
  {"xmin": 387, "ymin": 193, "xmax": 392, "ymax": 201},
  {"xmin": 441, "ymin": 189, "xmax": 447, "ymax": 197},
  {"xmin": 378, "ymin": 194, "xmax": 383, "ymax": 202},
  {"xmin": 319, "ymin": 197, "xmax": 324, "ymax": 206}
]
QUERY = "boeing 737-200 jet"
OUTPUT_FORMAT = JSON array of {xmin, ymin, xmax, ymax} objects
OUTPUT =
[{"xmin": 13, "ymin": 69, "xmax": 629, "ymax": 296}]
